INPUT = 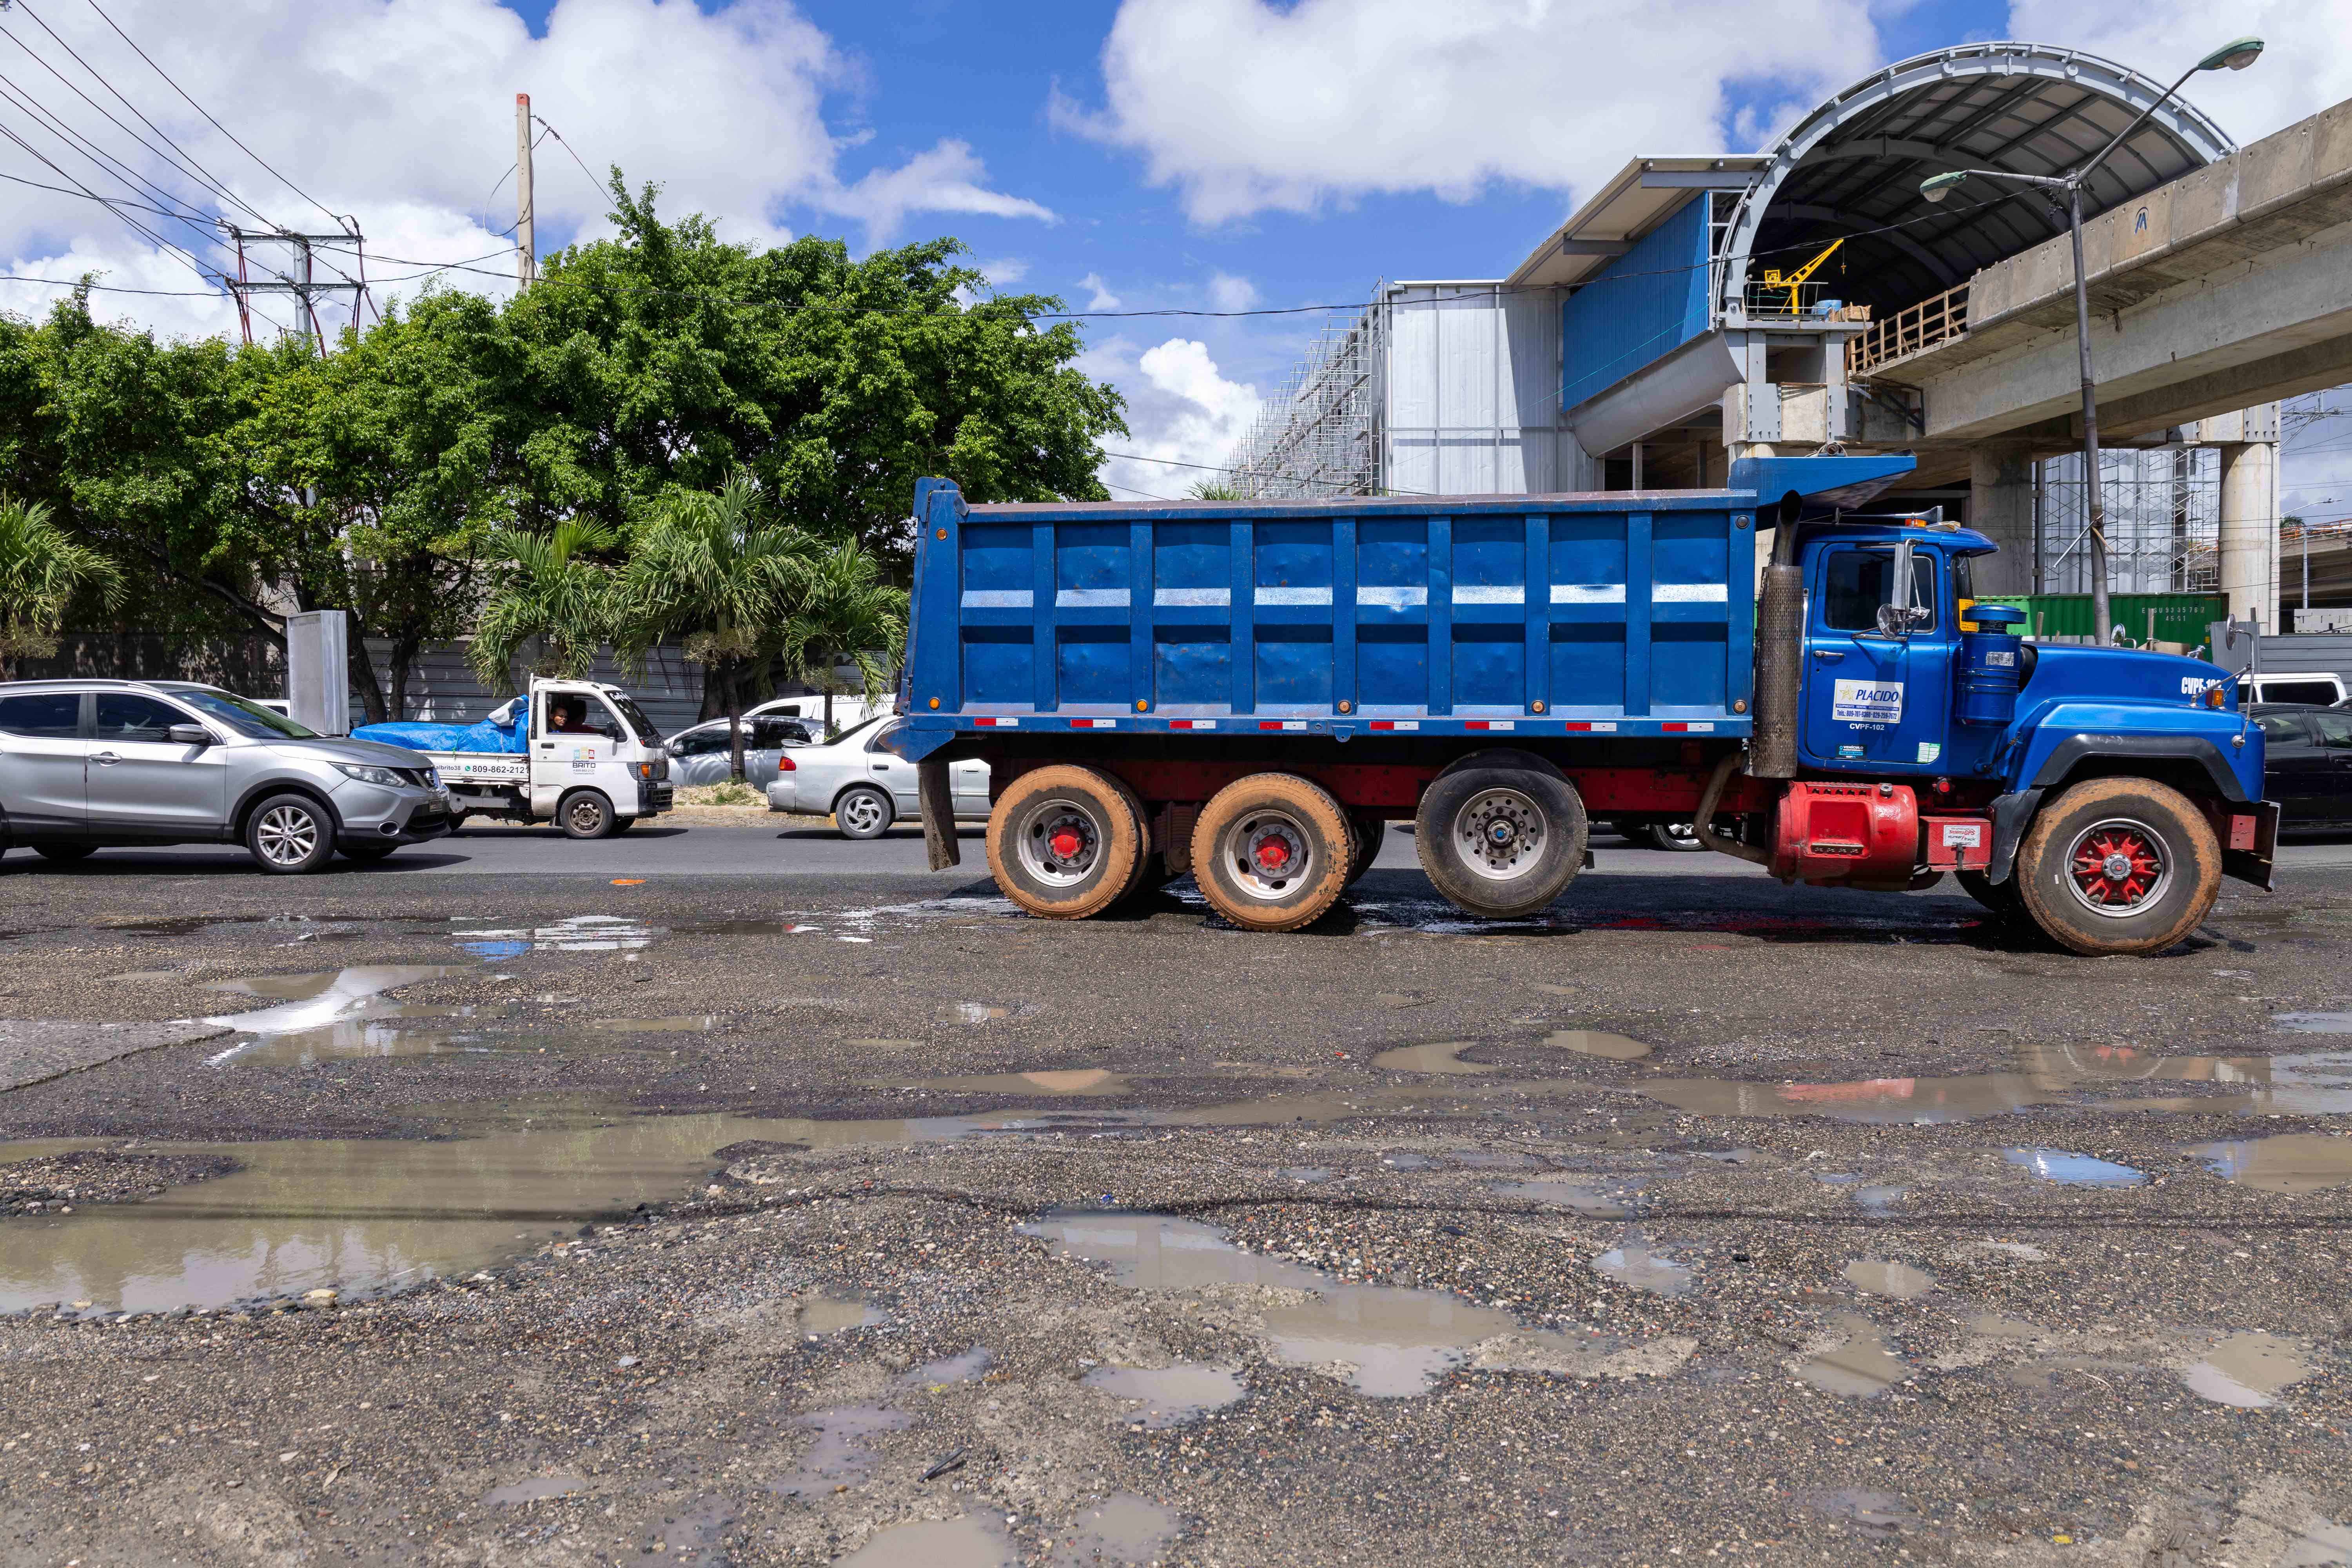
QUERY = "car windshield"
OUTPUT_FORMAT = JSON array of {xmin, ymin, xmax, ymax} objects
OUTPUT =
[{"xmin": 174, "ymin": 688, "xmax": 319, "ymax": 740}]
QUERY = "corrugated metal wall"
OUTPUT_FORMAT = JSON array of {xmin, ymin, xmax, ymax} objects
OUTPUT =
[
  {"xmin": 1382, "ymin": 284, "xmax": 1568, "ymax": 495},
  {"xmin": 1559, "ymin": 196, "xmax": 1713, "ymax": 413},
  {"xmin": 376, "ymin": 641, "xmax": 706, "ymax": 736}
]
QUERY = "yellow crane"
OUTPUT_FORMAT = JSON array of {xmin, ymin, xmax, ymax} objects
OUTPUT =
[{"xmin": 1758, "ymin": 238, "xmax": 1844, "ymax": 315}]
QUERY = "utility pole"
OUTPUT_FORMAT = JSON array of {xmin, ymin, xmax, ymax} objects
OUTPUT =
[
  {"xmin": 515, "ymin": 92, "xmax": 537, "ymax": 290},
  {"xmin": 221, "ymin": 220, "xmax": 370, "ymax": 354}
]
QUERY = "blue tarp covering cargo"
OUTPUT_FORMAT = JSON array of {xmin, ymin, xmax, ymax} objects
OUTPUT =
[{"xmin": 352, "ymin": 708, "xmax": 525, "ymax": 754}]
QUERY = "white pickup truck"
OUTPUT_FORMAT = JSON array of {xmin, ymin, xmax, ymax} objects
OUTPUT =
[{"xmin": 382, "ymin": 678, "xmax": 673, "ymax": 838}]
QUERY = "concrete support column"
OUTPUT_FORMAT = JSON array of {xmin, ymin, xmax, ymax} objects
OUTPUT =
[
  {"xmin": 2219, "ymin": 441, "xmax": 2281, "ymax": 629},
  {"xmin": 1967, "ymin": 443, "xmax": 2036, "ymax": 595}
]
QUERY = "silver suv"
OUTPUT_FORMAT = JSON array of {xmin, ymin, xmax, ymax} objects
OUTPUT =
[{"xmin": 0, "ymin": 679, "xmax": 454, "ymax": 874}]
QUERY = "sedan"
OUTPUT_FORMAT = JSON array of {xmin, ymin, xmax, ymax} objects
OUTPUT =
[
  {"xmin": 2253, "ymin": 703, "xmax": 2352, "ymax": 834},
  {"xmin": 764, "ymin": 716, "xmax": 990, "ymax": 839},
  {"xmin": 666, "ymin": 716, "xmax": 813, "ymax": 787}
]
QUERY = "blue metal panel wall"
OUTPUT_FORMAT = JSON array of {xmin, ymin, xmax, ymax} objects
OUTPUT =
[{"xmin": 1559, "ymin": 196, "xmax": 1713, "ymax": 413}]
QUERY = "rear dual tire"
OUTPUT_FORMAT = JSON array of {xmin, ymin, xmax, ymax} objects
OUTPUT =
[
  {"xmin": 986, "ymin": 765, "xmax": 1146, "ymax": 920},
  {"xmin": 1189, "ymin": 773, "xmax": 1353, "ymax": 933}
]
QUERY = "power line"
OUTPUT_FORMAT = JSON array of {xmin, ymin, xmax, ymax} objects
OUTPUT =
[
  {"xmin": 531, "ymin": 114, "xmax": 602, "ymax": 200},
  {"xmin": 73, "ymin": 0, "xmax": 341, "ymax": 225}
]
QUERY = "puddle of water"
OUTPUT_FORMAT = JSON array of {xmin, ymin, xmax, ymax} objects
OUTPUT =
[
  {"xmin": 202, "ymin": 966, "xmax": 472, "ymax": 1036},
  {"xmin": 1083, "ymin": 1362, "xmax": 1246, "ymax": 1427},
  {"xmin": 1801, "ymin": 1313, "xmax": 1910, "ymax": 1397},
  {"xmin": 1591, "ymin": 1236, "xmax": 1692, "ymax": 1296},
  {"xmin": 1380, "ymin": 1152, "xmax": 1435, "ymax": 1170},
  {"xmin": 1279, "ymin": 1167, "xmax": 1330, "ymax": 1184},
  {"xmin": 0, "ymin": 1107, "xmax": 1101, "ymax": 1313},
  {"xmin": 799, "ymin": 1291, "xmax": 883, "ymax": 1336},
  {"xmin": 1843, "ymin": 1260, "xmax": 1935, "ymax": 1299},
  {"xmin": 1023, "ymin": 1212, "xmax": 1522, "ymax": 1397},
  {"xmin": 903, "ymin": 1347, "xmax": 992, "ymax": 1387},
  {"xmin": 945, "ymin": 1002, "xmax": 1044, "ymax": 1025},
  {"xmin": 1966, "ymin": 1312, "xmax": 2042, "ymax": 1340},
  {"xmin": 2184, "ymin": 1332, "xmax": 2312, "ymax": 1408},
  {"xmin": 2197, "ymin": 1135, "xmax": 2352, "ymax": 1193},
  {"xmin": 1050, "ymin": 1494, "xmax": 1180, "ymax": 1566},
  {"xmin": 450, "ymin": 914, "xmax": 660, "ymax": 955},
  {"xmin": 1854, "ymin": 1185, "xmax": 1907, "ymax": 1213},
  {"xmin": 1451, "ymin": 1148, "xmax": 1537, "ymax": 1169},
  {"xmin": 2005, "ymin": 1148, "xmax": 2147, "ymax": 1186},
  {"xmin": 918, "ymin": 1069, "xmax": 1128, "ymax": 1097},
  {"xmin": 209, "ymin": 1007, "xmax": 521, "ymax": 1067},
  {"xmin": 773, "ymin": 1405, "xmax": 916, "ymax": 1498},
  {"xmin": 485, "ymin": 1473, "xmax": 588, "ymax": 1505},
  {"xmin": 1645, "ymin": 1042, "xmax": 2352, "ymax": 1125},
  {"xmin": 1369, "ymin": 1041, "xmax": 1488, "ymax": 1075},
  {"xmin": 584, "ymin": 1016, "xmax": 717, "ymax": 1033},
  {"xmin": 1498, "ymin": 1179, "xmax": 1643, "ymax": 1218},
  {"xmin": 1543, "ymin": 1030, "xmax": 1651, "ymax": 1061},
  {"xmin": 838, "ymin": 1515, "xmax": 1015, "ymax": 1568},
  {"xmin": 1805, "ymin": 1489, "xmax": 1918, "ymax": 1541},
  {"xmin": 2273, "ymin": 1013, "xmax": 2352, "ymax": 1033},
  {"xmin": 2284, "ymin": 1522, "xmax": 2352, "ymax": 1567}
]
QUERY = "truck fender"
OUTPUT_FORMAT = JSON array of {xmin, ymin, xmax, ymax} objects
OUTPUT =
[
  {"xmin": 1984, "ymin": 789, "xmax": 2043, "ymax": 885},
  {"xmin": 2024, "ymin": 733, "xmax": 2252, "ymax": 802}
]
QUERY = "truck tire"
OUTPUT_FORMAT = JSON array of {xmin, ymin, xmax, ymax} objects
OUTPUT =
[
  {"xmin": 1345, "ymin": 816, "xmax": 1386, "ymax": 885},
  {"xmin": 2014, "ymin": 777, "xmax": 2221, "ymax": 956},
  {"xmin": 1415, "ymin": 763, "xmax": 1588, "ymax": 919},
  {"xmin": 1099, "ymin": 771, "xmax": 1161, "ymax": 909},
  {"xmin": 1647, "ymin": 822, "xmax": 1706, "ymax": 852},
  {"xmin": 245, "ymin": 793, "xmax": 337, "ymax": 875},
  {"xmin": 1190, "ymin": 773, "xmax": 1353, "ymax": 933},
  {"xmin": 836, "ymin": 785, "xmax": 895, "ymax": 840},
  {"xmin": 986, "ymin": 765, "xmax": 1144, "ymax": 920},
  {"xmin": 559, "ymin": 789, "xmax": 618, "ymax": 840}
]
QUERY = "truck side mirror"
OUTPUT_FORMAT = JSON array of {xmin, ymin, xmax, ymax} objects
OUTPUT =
[{"xmin": 1876, "ymin": 537, "xmax": 1918, "ymax": 639}]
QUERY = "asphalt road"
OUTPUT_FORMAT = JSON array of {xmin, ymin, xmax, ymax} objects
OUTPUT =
[
  {"xmin": 10, "ymin": 811, "xmax": 2352, "ymax": 880},
  {"xmin": 3, "ymin": 827, "xmax": 2352, "ymax": 1564}
]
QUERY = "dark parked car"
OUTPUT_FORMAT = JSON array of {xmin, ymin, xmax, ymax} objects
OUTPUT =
[{"xmin": 2253, "ymin": 703, "xmax": 2352, "ymax": 833}]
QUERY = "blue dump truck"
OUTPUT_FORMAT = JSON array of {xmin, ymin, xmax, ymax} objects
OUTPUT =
[{"xmin": 883, "ymin": 454, "xmax": 2277, "ymax": 956}]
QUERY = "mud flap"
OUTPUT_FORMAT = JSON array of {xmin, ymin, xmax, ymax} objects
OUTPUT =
[
  {"xmin": 1984, "ymin": 789, "xmax": 2043, "ymax": 884},
  {"xmin": 918, "ymin": 758, "xmax": 960, "ymax": 871},
  {"xmin": 2223, "ymin": 799, "xmax": 2279, "ymax": 891}
]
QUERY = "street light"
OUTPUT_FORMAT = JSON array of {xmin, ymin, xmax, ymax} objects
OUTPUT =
[{"xmin": 1920, "ymin": 37, "xmax": 2263, "ymax": 642}]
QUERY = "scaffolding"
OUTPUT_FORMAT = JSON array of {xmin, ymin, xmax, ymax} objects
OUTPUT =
[
  {"xmin": 1224, "ymin": 298, "xmax": 1383, "ymax": 499},
  {"xmin": 2034, "ymin": 447, "xmax": 2222, "ymax": 597}
]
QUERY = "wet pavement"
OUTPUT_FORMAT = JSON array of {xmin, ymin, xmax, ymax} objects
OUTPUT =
[{"xmin": 0, "ymin": 855, "xmax": 2349, "ymax": 1564}]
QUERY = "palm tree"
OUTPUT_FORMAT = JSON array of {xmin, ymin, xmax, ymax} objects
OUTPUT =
[
  {"xmin": 0, "ymin": 498, "xmax": 122, "ymax": 679},
  {"xmin": 468, "ymin": 521, "xmax": 620, "ymax": 696},
  {"xmin": 1187, "ymin": 480, "xmax": 1245, "ymax": 501},
  {"xmin": 777, "ymin": 537, "xmax": 909, "ymax": 737},
  {"xmin": 613, "ymin": 476, "xmax": 808, "ymax": 781}
]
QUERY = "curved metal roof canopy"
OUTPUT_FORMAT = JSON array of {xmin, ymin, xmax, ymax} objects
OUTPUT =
[{"xmin": 1720, "ymin": 43, "xmax": 2235, "ymax": 318}]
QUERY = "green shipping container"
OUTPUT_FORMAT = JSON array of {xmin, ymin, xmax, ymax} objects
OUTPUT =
[{"xmin": 1971, "ymin": 593, "xmax": 2225, "ymax": 653}]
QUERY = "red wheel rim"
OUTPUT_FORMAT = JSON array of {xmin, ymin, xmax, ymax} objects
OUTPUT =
[{"xmin": 2065, "ymin": 819, "xmax": 2168, "ymax": 914}]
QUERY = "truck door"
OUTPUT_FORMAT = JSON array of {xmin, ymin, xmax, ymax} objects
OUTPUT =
[{"xmin": 1800, "ymin": 542, "xmax": 1953, "ymax": 772}]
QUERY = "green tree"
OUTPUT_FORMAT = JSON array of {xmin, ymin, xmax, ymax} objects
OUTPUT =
[
  {"xmin": 777, "ymin": 536, "xmax": 908, "ymax": 737},
  {"xmin": 495, "ymin": 175, "xmax": 1128, "ymax": 556},
  {"xmin": 0, "ymin": 496, "xmax": 122, "ymax": 677},
  {"xmin": 469, "ymin": 520, "xmax": 619, "ymax": 696},
  {"xmin": 613, "ymin": 475, "xmax": 808, "ymax": 780}
]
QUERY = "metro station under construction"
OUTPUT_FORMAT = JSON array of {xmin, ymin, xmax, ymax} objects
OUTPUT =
[{"xmin": 1224, "ymin": 42, "xmax": 2352, "ymax": 633}]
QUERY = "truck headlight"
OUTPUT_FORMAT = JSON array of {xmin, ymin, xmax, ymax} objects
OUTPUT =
[{"xmin": 334, "ymin": 762, "xmax": 407, "ymax": 788}]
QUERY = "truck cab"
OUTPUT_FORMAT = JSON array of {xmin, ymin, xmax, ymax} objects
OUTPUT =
[{"xmin": 429, "ymin": 679, "xmax": 674, "ymax": 838}]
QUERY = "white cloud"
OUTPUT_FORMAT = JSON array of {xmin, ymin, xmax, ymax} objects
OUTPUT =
[
  {"xmin": 0, "ymin": 0, "xmax": 1053, "ymax": 342},
  {"xmin": 1057, "ymin": 0, "xmax": 1882, "ymax": 223},
  {"xmin": 1080, "ymin": 272, "xmax": 1121, "ymax": 310},
  {"xmin": 1087, "ymin": 336, "xmax": 1261, "ymax": 499},
  {"xmin": 2005, "ymin": 0, "xmax": 2352, "ymax": 148},
  {"xmin": 1207, "ymin": 271, "xmax": 1257, "ymax": 312}
]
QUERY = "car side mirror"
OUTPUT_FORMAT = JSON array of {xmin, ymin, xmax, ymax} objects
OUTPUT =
[{"xmin": 167, "ymin": 724, "xmax": 212, "ymax": 747}]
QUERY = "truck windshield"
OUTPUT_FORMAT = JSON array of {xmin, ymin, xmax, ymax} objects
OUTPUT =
[
  {"xmin": 175, "ymin": 689, "xmax": 320, "ymax": 740},
  {"xmin": 607, "ymin": 693, "xmax": 661, "ymax": 743}
]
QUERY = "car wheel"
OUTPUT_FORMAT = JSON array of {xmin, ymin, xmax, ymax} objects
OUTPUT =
[
  {"xmin": 340, "ymin": 840, "xmax": 400, "ymax": 863},
  {"xmin": 33, "ymin": 842, "xmax": 97, "ymax": 864},
  {"xmin": 1648, "ymin": 822, "xmax": 1706, "ymax": 852},
  {"xmin": 559, "ymin": 790, "xmax": 618, "ymax": 840},
  {"xmin": 245, "ymin": 793, "xmax": 336, "ymax": 875},
  {"xmin": 836, "ymin": 785, "xmax": 895, "ymax": 840}
]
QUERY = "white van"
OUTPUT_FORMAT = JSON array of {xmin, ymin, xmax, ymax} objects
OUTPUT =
[{"xmin": 2241, "ymin": 671, "xmax": 2349, "ymax": 708}]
